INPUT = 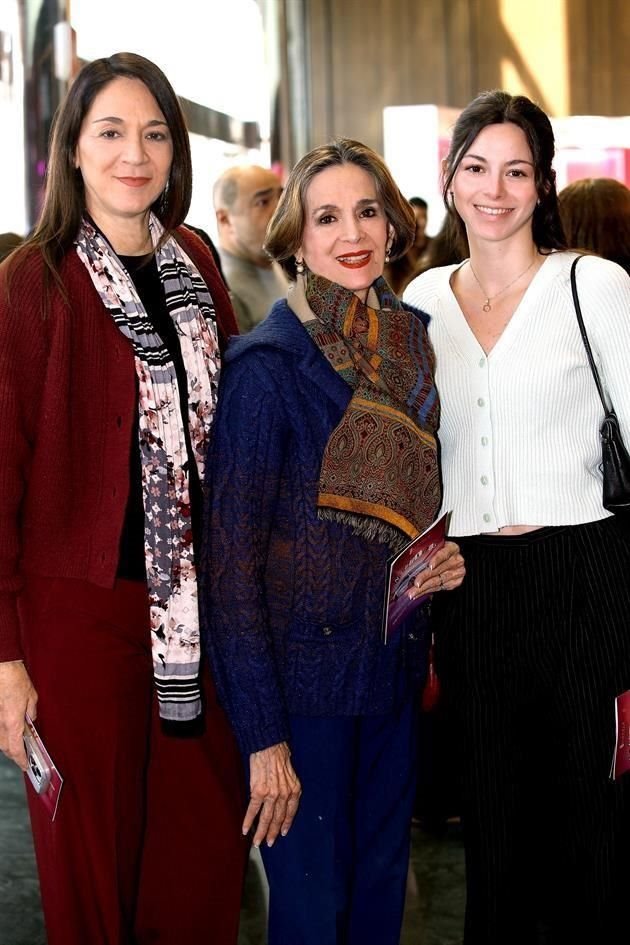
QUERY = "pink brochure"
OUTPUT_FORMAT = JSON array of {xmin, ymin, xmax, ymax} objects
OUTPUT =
[
  {"xmin": 611, "ymin": 690, "xmax": 630, "ymax": 780},
  {"xmin": 23, "ymin": 714, "xmax": 64, "ymax": 820},
  {"xmin": 382, "ymin": 512, "xmax": 449, "ymax": 644}
]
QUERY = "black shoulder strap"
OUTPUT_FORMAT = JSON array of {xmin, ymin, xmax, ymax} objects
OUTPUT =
[{"xmin": 570, "ymin": 255, "xmax": 609, "ymax": 414}]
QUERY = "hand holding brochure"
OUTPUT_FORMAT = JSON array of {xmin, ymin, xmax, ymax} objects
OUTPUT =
[
  {"xmin": 23, "ymin": 714, "xmax": 64, "ymax": 820},
  {"xmin": 382, "ymin": 512, "xmax": 449, "ymax": 643}
]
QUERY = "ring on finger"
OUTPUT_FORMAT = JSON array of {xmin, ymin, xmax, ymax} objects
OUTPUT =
[{"xmin": 439, "ymin": 574, "xmax": 444, "ymax": 589}]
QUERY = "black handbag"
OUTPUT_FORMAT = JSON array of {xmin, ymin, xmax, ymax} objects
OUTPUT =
[{"xmin": 570, "ymin": 256, "xmax": 630, "ymax": 516}]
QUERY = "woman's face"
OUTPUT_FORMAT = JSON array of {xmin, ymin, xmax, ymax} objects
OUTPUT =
[
  {"xmin": 450, "ymin": 122, "xmax": 539, "ymax": 247},
  {"xmin": 74, "ymin": 76, "xmax": 173, "ymax": 239},
  {"xmin": 297, "ymin": 163, "xmax": 391, "ymax": 302}
]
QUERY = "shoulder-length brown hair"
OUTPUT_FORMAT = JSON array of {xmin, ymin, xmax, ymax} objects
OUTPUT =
[
  {"xmin": 441, "ymin": 90, "xmax": 566, "ymax": 257},
  {"xmin": 559, "ymin": 177, "xmax": 630, "ymax": 274},
  {"xmin": 265, "ymin": 137, "xmax": 416, "ymax": 281},
  {"xmin": 18, "ymin": 52, "xmax": 191, "ymax": 288}
]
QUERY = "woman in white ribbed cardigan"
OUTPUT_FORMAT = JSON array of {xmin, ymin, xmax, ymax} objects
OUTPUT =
[{"xmin": 405, "ymin": 90, "xmax": 630, "ymax": 945}]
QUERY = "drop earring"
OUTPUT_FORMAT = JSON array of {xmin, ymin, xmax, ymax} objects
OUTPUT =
[
  {"xmin": 385, "ymin": 232, "xmax": 393, "ymax": 264},
  {"xmin": 159, "ymin": 180, "xmax": 170, "ymax": 213},
  {"xmin": 295, "ymin": 258, "xmax": 305, "ymax": 275}
]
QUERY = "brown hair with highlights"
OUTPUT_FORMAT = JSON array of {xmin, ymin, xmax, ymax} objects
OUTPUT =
[{"xmin": 265, "ymin": 137, "xmax": 416, "ymax": 281}]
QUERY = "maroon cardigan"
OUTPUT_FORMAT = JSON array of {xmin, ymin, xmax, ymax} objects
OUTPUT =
[{"xmin": 0, "ymin": 227, "xmax": 238, "ymax": 662}]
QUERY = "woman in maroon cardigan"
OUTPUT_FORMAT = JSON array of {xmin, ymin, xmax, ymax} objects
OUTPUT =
[{"xmin": 0, "ymin": 53, "xmax": 246, "ymax": 945}]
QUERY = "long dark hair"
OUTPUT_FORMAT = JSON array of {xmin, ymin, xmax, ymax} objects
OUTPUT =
[
  {"xmin": 265, "ymin": 137, "xmax": 416, "ymax": 281},
  {"xmin": 442, "ymin": 90, "xmax": 566, "ymax": 254},
  {"xmin": 17, "ymin": 52, "xmax": 191, "ymax": 288}
]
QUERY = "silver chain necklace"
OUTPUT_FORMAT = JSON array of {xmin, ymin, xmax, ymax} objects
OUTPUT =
[{"xmin": 468, "ymin": 256, "xmax": 537, "ymax": 312}]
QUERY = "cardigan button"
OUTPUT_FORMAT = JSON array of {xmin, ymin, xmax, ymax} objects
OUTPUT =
[{"xmin": 322, "ymin": 626, "xmax": 333, "ymax": 636}]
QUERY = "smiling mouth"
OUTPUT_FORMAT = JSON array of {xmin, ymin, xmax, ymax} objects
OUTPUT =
[
  {"xmin": 337, "ymin": 251, "xmax": 372, "ymax": 268},
  {"xmin": 475, "ymin": 205, "xmax": 513, "ymax": 216}
]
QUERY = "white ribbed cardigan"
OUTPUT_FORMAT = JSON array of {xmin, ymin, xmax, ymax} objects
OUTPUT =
[{"xmin": 404, "ymin": 251, "xmax": 630, "ymax": 536}]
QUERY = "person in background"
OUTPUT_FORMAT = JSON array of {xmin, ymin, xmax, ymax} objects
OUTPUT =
[
  {"xmin": 384, "ymin": 194, "xmax": 431, "ymax": 294},
  {"xmin": 213, "ymin": 164, "xmax": 288, "ymax": 331},
  {"xmin": 183, "ymin": 222, "xmax": 227, "ymax": 281},
  {"xmin": 416, "ymin": 212, "xmax": 468, "ymax": 274},
  {"xmin": 410, "ymin": 213, "xmax": 468, "ymax": 838},
  {"xmin": 204, "ymin": 138, "xmax": 465, "ymax": 945},
  {"xmin": 409, "ymin": 195, "xmax": 432, "ymax": 258},
  {"xmin": 405, "ymin": 89, "xmax": 630, "ymax": 945},
  {"xmin": 559, "ymin": 176, "xmax": 630, "ymax": 274},
  {"xmin": 0, "ymin": 52, "xmax": 246, "ymax": 945},
  {"xmin": 0, "ymin": 231, "xmax": 23, "ymax": 262},
  {"xmin": 408, "ymin": 217, "xmax": 467, "ymax": 838}
]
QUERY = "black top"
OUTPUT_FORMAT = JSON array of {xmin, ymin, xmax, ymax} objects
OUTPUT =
[{"xmin": 116, "ymin": 254, "xmax": 202, "ymax": 580}]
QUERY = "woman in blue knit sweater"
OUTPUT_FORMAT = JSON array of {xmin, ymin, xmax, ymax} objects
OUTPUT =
[{"xmin": 203, "ymin": 139, "xmax": 465, "ymax": 945}]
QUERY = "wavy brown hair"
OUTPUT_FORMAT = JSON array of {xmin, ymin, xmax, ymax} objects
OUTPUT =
[
  {"xmin": 442, "ymin": 90, "xmax": 566, "ymax": 256},
  {"xmin": 13, "ymin": 52, "xmax": 191, "ymax": 293},
  {"xmin": 265, "ymin": 138, "xmax": 416, "ymax": 281}
]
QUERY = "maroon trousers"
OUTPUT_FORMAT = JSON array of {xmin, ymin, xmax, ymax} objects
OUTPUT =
[{"xmin": 19, "ymin": 576, "xmax": 247, "ymax": 945}]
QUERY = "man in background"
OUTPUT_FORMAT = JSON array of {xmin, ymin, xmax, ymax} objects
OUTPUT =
[
  {"xmin": 384, "ymin": 196, "xmax": 432, "ymax": 295},
  {"xmin": 213, "ymin": 165, "xmax": 287, "ymax": 332}
]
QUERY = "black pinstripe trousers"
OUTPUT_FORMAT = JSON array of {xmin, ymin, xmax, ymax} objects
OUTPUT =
[{"xmin": 432, "ymin": 517, "xmax": 630, "ymax": 945}]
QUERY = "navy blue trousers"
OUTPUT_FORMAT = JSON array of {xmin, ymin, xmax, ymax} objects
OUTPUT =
[{"xmin": 260, "ymin": 696, "xmax": 418, "ymax": 945}]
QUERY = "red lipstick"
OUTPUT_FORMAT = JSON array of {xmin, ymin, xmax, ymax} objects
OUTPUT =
[{"xmin": 337, "ymin": 251, "xmax": 372, "ymax": 270}]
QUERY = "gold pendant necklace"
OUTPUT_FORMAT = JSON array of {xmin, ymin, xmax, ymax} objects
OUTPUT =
[{"xmin": 469, "ymin": 256, "xmax": 537, "ymax": 312}]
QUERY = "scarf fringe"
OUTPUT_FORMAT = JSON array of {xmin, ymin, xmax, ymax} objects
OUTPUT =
[{"xmin": 318, "ymin": 507, "xmax": 410, "ymax": 554}]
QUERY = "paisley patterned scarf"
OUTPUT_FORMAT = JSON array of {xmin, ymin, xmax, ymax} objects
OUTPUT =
[
  {"xmin": 288, "ymin": 269, "xmax": 441, "ymax": 550},
  {"xmin": 75, "ymin": 214, "xmax": 221, "ymax": 723}
]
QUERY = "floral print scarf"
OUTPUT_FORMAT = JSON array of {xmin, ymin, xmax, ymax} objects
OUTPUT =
[{"xmin": 75, "ymin": 215, "xmax": 220, "ymax": 723}]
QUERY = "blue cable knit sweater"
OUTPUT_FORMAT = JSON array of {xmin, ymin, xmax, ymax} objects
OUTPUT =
[{"xmin": 202, "ymin": 299, "xmax": 436, "ymax": 756}]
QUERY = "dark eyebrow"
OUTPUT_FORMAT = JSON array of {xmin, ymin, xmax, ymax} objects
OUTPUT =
[
  {"xmin": 312, "ymin": 197, "xmax": 379, "ymax": 214},
  {"xmin": 464, "ymin": 152, "xmax": 534, "ymax": 167},
  {"xmin": 91, "ymin": 117, "xmax": 169, "ymax": 127}
]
